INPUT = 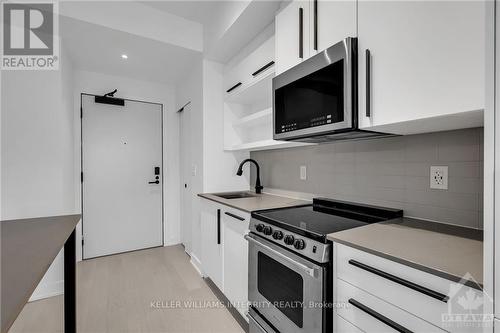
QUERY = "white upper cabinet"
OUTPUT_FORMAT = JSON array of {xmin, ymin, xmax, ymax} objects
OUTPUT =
[
  {"xmin": 311, "ymin": 0, "xmax": 357, "ymax": 55},
  {"xmin": 223, "ymin": 35, "xmax": 275, "ymax": 98},
  {"xmin": 275, "ymin": 1, "xmax": 311, "ymax": 75},
  {"xmin": 358, "ymin": 0, "xmax": 485, "ymax": 132},
  {"xmin": 276, "ymin": 0, "xmax": 356, "ymax": 75}
]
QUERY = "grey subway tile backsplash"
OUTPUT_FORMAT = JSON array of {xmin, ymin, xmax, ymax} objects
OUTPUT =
[{"xmin": 251, "ymin": 128, "xmax": 484, "ymax": 229}]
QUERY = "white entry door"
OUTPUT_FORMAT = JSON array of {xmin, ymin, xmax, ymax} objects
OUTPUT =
[
  {"xmin": 82, "ymin": 94, "xmax": 163, "ymax": 259},
  {"xmin": 179, "ymin": 104, "xmax": 192, "ymax": 254}
]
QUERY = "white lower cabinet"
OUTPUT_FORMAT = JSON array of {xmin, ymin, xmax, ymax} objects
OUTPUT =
[
  {"xmin": 200, "ymin": 198, "xmax": 250, "ymax": 320},
  {"xmin": 336, "ymin": 279, "xmax": 445, "ymax": 332},
  {"xmin": 334, "ymin": 243, "xmax": 484, "ymax": 333},
  {"xmin": 335, "ymin": 314, "xmax": 363, "ymax": 333},
  {"xmin": 222, "ymin": 207, "xmax": 250, "ymax": 319},
  {"xmin": 200, "ymin": 200, "xmax": 223, "ymax": 291}
]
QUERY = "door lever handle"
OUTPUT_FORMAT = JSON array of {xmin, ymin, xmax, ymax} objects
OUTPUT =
[{"xmin": 148, "ymin": 180, "xmax": 159, "ymax": 184}]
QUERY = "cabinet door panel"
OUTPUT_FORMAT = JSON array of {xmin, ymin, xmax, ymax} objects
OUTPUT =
[
  {"xmin": 312, "ymin": 0, "xmax": 357, "ymax": 54},
  {"xmin": 358, "ymin": 0, "xmax": 484, "ymax": 129},
  {"xmin": 335, "ymin": 314, "xmax": 363, "ymax": 333},
  {"xmin": 200, "ymin": 205, "xmax": 223, "ymax": 291},
  {"xmin": 275, "ymin": 0, "xmax": 311, "ymax": 75},
  {"xmin": 223, "ymin": 209, "xmax": 250, "ymax": 319}
]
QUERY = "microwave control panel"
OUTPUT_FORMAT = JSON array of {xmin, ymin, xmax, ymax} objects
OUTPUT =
[{"xmin": 280, "ymin": 114, "xmax": 333, "ymax": 133}]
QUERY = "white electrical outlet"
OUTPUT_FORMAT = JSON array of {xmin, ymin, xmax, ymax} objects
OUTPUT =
[
  {"xmin": 300, "ymin": 166, "xmax": 307, "ymax": 180},
  {"xmin": 430, "ymin": 166, "xmax": 448, "ymax": 190}
]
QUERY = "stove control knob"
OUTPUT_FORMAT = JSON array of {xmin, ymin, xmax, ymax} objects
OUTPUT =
[
  {"xmin": 284, "ymin": 235, "xmax": 295, "ymax": 245},
  {"xmin": 263, "ymin": 226, "xmax": 273, "ymax": 236},
  {"xmin": 256, "ymin": 224, "xmax": 265, "ymax": 233},
  {"xmin": 294, "ymin": 239, "xmax": 306, "ymax": 250},
  {"xmin": 272, "ymin": 231, "xmax": 284, "ymax": 240}
]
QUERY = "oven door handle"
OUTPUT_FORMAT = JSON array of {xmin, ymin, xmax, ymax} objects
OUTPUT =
[{"xmin": 244, "ymin": 234, "xmax": 318, "ymax": 278}]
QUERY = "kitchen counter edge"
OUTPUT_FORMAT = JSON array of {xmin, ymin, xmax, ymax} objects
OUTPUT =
[
  {"xmin": 327, "ymin": 218, "xmax": 483, "ymax": 290},
  {"xmin": 198, "ymin": 192, "xmax": 311, "ymax": 213}
]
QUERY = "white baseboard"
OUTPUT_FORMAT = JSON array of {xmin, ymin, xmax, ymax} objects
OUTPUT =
[
  {"xmin": 189, "ymin": 253, "xmax": 204, "ymax": 277},
  {"xmin": 29, "ymin": 280, "xmax": 64, "ymax": 302},
  {"xmin": 164, "ymin": 237, "xmax": 181, "ymax": 247}
]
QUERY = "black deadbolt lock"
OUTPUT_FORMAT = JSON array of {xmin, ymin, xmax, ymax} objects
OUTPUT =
[{"xmin": 154, "ymin": 167, "xmax": 160, "ymax": 175}]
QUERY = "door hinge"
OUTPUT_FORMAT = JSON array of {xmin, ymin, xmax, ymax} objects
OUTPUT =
[
  {"xmin": 80, "ymin": 107, "xmax": 83, "ymax": 119},
  {"xmin": 81, "ymin": 172, "xmax": 83, "ymax": 183},
  {"xmin": 81, "ymin": 237, "xmax": 84, "ymax": 246}
]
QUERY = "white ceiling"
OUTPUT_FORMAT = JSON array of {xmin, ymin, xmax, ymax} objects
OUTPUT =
[
  {"xmin": 60, "ymin": 16, "xmax": 201, "ymax": 84},
  {"xmin": 140, "ymin": 1, "xmax": 226, "ymax": 25}
]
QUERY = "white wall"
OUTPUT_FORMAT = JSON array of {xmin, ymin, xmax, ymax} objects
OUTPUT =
[
  {"xmin": 202, "ymin": 59, "xmax": 249, "ymax": 193},
  {"xmin": 175, "ymin": 58, "xmax": 250, "ymax": 272},
  {"xmin": 175, "ymin": 56, "xmax": 203, "ymax": 263},
  {"xmin": 1, "ymin": 46, "xmax": 76, "ymax": 300},
  {"xmin": 73, "ymin": 70, "xmax": 180, "ymax": 261}
]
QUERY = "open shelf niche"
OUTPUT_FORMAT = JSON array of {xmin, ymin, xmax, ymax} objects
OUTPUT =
[{"xmin": 223, "ymin": 68, "xmax": 312, "ymax": 152}]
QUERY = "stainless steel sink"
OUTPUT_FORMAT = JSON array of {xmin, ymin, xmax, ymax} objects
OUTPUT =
[{"xmin": 214, "ymin": 192, "xmax": 258, "ymax": 200}]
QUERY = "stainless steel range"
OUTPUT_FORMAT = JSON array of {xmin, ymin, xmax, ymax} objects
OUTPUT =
[{"xmin": 246, "ymin": 198, "xmax": 403, "ymax": 333}]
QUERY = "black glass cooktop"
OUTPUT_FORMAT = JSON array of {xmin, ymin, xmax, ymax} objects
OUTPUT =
[{"xmin": 252, "ymin": 198, "xmax": 403, "ymax": 242}]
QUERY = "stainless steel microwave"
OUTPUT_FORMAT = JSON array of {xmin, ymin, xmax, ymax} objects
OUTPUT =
[{"xmin": 273, "ymin": 37, "xmax": 388, "ymax": 142}]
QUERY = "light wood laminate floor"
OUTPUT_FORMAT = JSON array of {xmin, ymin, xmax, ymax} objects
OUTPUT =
[{"xmin": 9, "ymin": 245, "xmax": 244, "ymax": 333}]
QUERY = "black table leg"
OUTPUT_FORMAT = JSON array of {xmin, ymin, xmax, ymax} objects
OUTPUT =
[{"xmin": 64, "ymin": 229, "xmax": 76, "ymax": 333}]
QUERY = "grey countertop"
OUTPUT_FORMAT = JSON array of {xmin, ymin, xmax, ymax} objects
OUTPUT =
[
  {"xmin": 1, "ymin": 214, "xmax": 81, "ymax": 333},
  {"xmin": 327, "ymin": 217, "xmax": 483, "ymax": 289},
  {"xmin": 198, "ymin": 191, "xmax": 310, "ymax": 213}
]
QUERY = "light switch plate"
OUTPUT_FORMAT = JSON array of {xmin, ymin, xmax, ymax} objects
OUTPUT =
[
  {"xmin": 430, "ymin": 166, "xmax": 448, "ymax": 190},
  {"xmin": 300, "ymin": 166, "xmax": 307, "ymax": 180}
]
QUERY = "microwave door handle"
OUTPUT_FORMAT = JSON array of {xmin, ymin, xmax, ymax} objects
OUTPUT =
[
  {"xmin": 313, "ymin": 0, "xmax": 318, "ymax": 51},
  {"xmin": 299, "ymin": 7, "xmax": 304, "ymax": 59},
  {"xmin": 366, "ymin": 49, "xmax": 371, "ymax": 117},
  {"xmin": 244, "ymin": 234, "xmax": 317, "ymax": 277}
]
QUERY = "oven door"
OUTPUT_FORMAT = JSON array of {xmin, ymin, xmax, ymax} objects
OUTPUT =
[
  {"xmin": 246, "ymin": 233, "xmax": 326, "ymax": 333},
  {"xmin": 273, "ymin": 37, "xmax": 356, "ymax": 141}
]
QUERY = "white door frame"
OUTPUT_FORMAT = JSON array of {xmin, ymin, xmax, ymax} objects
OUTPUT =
[
  {"xmin": 179, "ymin": 102, "xmax": 192, "ymax": 254},
  {"xmin": 80, "ymin": 93, "xmax": 164, "ymax": 259}
]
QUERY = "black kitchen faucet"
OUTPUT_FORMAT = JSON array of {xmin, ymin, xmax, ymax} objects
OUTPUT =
[{"xmin": 236, "ymin": 159, "xmax": 263, "ymax": 194}]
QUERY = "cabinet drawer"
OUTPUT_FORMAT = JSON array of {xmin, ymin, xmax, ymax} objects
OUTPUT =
[
  {"xmin": 335, "ymin": 243, "xmax": 481, "ymax": 331},
  {"xmin": 222, "ymin": 206, "xmax": 250, "ymax": 225},
  {"xmin": 335, "ymin": 314, "xmax": 363, "ymax": 333},
  {"xmin": 336, "ymin": 278, "xmax": 445, "ymax": 333}
]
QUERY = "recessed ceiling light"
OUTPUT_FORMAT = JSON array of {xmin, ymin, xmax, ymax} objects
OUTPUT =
[{"xmin": 121, "ymin": 54, "xmax": 128, "ymax": 59}]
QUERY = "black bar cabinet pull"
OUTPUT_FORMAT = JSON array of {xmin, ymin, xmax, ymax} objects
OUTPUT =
[
  {"xmin": 299, "ymin": 7, "xmax": 304, "ymax": 58},
  {"xmin": 226, "ymin": 82, "xmax": 242, "ymax": 93},
  {"xmin": 348, "ymin": 259, "xmax": 449, "ymax": 303},
  {"xmin": 365, "ymin": 49, "xmax": 371, "ymax": 117},
  {"xmin": 348, "ymin": 299, "xmax": 413, "ymax": 333},
  {"xmin": 217, "ymin": 209, "xmax": 221, "ymax": 244},
  {"xmin": 224, "ymin": 212, "xmax": 246, "ymax": 221},
  {"xmin": 313, "ymin": 0, "xmax": 318, "ymax": 50},
  {"xmin": 252, "ymin": 61, "xmax": 275, "ymax": 77}
]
